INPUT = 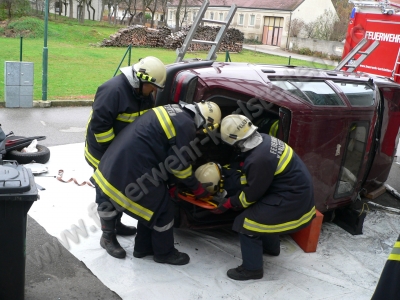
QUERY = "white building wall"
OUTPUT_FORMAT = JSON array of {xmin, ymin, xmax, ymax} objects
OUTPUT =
[
  {"xmin": 167, "ymin": 0, "xmax": 338, "ymax": 48},
  {"xmin": 48, "ymin": 0, "xmax": 103, "ymax": 21},
  {"xmin": 292, "ymin": 0, "xmax": 337, "ymax": 22}
]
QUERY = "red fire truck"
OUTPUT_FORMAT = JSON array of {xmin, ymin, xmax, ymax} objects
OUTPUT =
[{"xmin": 342, "ymin": 0, "xmax": 400, "ymax": 83}]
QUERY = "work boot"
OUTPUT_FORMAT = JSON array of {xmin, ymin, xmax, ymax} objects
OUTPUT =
[
  {"xmin": 133, "ymin": 249, "xmax": 154, "ymax": 258},
  {"xmin": 115, "ymin": 213, "xmax": 137, "ymax": 236},
  {"xmin": 227, "ymin": 265, "xmax": 263, "ymax": 281},
  {"xmin": 153, "ymin": 248, "xmax": 190, "ymax": 265},
  {"xmin": 100, "ymin": 217, "xmax": 126, "ymax": 259},
  {"xmin": 262, "ymin": 235, "xmax": 280, "ymax": 256}
]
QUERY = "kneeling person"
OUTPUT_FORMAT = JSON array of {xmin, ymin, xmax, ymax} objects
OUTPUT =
[{"xmin": 214, "ymin": 115, "xmax": 316, "ymax": 280}]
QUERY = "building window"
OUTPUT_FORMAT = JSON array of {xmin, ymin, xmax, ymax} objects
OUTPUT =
[
  {"xmin": 219, "ymin": 13, "xmax": 223, "ymax": 21},
  {"xmin": 250, "ymin": 15, "xmax": 255, "ymax": 26},
  {"xmin": 210, "ymin": 12, "xmax": 214, "ymax": 20},
  {"xmin": 193, "ymin": 11, "xmax": 197, "ymax": 21},
  {"xmin": 169, "ymin": 11, "xmax": 173, "ymax": 20},
  {"xmin": 238, "ymin": 14, "xmax": 244, "ymax": 25}
]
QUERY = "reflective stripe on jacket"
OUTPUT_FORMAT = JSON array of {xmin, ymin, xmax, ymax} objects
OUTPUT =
[
  {"xmin": 85, "ymin": 73, "xmax": 153, "ymax": 169},
  {"xmin": 230, "ymin": 133, "xmax": 316, "ymax": 235},
  {"xmin": 91, "ymin": 104, "xmax": 199, "ymax": 226}
]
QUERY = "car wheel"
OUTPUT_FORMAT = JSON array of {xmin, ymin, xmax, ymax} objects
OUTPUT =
[{"xmin": 5, "ymin": 144, "xmax": 51, "ymax": 164}]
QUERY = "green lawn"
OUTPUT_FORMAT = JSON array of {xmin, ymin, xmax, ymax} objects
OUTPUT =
[{"xmin": 0, "ymin": 17, "xmax": 334, "ymax": 101}]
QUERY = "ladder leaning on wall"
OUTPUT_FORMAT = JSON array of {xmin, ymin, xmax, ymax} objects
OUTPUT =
[{"xmin": 175, "ymin": 0, "xmax": 237, "ymax": 62}]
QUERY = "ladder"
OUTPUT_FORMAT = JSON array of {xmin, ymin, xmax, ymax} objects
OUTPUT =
[
  {"xmin": 175, "ymin": 0, "xmax": 237, "ymax": 62},
  {"xmin": 335, "ymin": 38, "xmax": 380, "ymax": 72},
  {"xmin": 392, "ymin": 48, "xmax": 400, "ymax": 83}
]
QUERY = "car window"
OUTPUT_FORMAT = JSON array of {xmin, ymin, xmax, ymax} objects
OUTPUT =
[
  {"xmin": 270, "ymin": 80, "xmax": 344, "ymax": 106},
  {"xmin": 332, "ymin": 81, "xmax": 374, "ymax": 106}
]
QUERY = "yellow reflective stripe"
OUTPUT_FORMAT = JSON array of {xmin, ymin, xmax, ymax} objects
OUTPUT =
[
  {"xmin": 171, "ymin": 165, "xmax": 193, "ymax": 179},
  {"xmin": 136, "ymin": 71, "xmax": 155, "ymax": 83},
  {"xmin": 240, "ymin": 175, "xmax": 247, "ymax": 185},
  {"xmin": 84, "ymin": 143, "xmax": 99, "ymax": 169},
  {"xmin": 388, "ymin": 242, "xmax": 400, "ymax": 261},
  {"xmin": 116, "ymin": 109, "xmax": 149, "ymax": 123},
  {"xmin": 92, "ymin": 170, "xmax": 153, "ymax": 221},
  {"xmin": 239, "ymin": 191, "xmax": 255, "ymax": 208},
  {"xmin": 243, "ymin": 206, "xmax": 316, "ymax": 233},
  {"xmin": 269, "ymin": 120, "xmax": 279, "ymax": 137},
  {"xmin": 389, "ymin": 254, "xmax": 400, "ymax": 261},
  {"xmin": 153, "ymin": 107, "xmax": 176, "ymax": 139},
  {"xmin": 275, "ymin": 144, "xmax": 293, "ymax": 175},
  {"xmin": 85, "ymin": 110, "xmax": 93, "ymax": 138},
  {"xmin": 94, "ymin": 128, "xmax": 115, "ymax": 143}
]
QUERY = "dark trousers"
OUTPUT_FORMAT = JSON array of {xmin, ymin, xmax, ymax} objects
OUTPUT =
[
  {"xmin": 240, "ymin": 234, "xmax": 280, "ymax": 270},
  {"xmin": 134, "ymin": 199, "xmax": 175, "ymax": 257}
]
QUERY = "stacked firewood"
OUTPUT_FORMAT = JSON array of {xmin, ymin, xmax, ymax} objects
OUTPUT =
[{"xmin": 101, "ymin": 25, "xmax": 243, "ymax": 53}]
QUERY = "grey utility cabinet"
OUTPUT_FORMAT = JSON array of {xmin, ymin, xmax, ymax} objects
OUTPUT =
[{"xmin": 4, "ymin": 61, "xmax": 34, "ymax": 108}]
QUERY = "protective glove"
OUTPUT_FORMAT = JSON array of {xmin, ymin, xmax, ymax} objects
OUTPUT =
[
  {"xmin": 168, "ymin": 185, "xmax": 178, "ymax": 199},
  {"xmin": 192, "ymin": 182, "xmax": 212, "ymax": 199},
  {"xmin": 211, "ymin": 197, "xmax": 232, "ymax": 214}
]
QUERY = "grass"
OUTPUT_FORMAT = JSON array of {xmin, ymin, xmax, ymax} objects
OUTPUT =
[{"xmin": 0, "ymin": 16, "xmax": 334, "ymax": 101}]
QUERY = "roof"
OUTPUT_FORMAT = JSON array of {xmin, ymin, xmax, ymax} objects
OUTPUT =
[{"xmin": 169, "ymin": 0, "xmax": 305, "ymax": 11}]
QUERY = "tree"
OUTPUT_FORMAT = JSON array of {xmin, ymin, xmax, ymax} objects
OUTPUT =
[
  {"xmin": 330, "ymin": 0, "xmax": 353, "ymax": 41},
  {"xmin": 0, "ymin": 0, "xmax": 31, "ymax": 19},
  {"xmin": 312, "ymin": 9, "xmax": 338, "ymax": 40},
  {"xmin": 288, "ymin": 18, "xmax": 304, "ymax": 38},
  {"xmin": 141, "ymin": 0, "xmax": 153, "ymax": 25},
  {"xmin": 87, "ymin": 0, "xmax": 95, "ymax": 20},
  {"xmin": 303, "ymin": 21, "xmax": 316, "ymax": 38}
]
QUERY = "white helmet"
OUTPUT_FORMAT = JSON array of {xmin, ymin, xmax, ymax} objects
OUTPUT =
[
  {"xmin": 133, "ymin": 56, "xmax": 167, "ymax": 88},
  {"xmin": 220, "ymin": 115, "xmax": 258, "ymax": 146},
  {"xmin": 195, "ymin": 101, "xmax": 221, "ymax": 129},
  {"xmin": 195, "ymin": 162, "xmax": 222, "ymax": 195}
]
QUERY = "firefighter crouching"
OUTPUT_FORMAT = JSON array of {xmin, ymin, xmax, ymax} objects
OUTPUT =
[
  {"xmin": 85, "ymin": 56, "xmax": 167, "ymax": 259},
  {"xmin": 211, "ymin": 114, "xmax": 316, "ymax": 280},
  {"xmin": 90, "ymin": 101, "xmax": 221, "ymax": 265}
]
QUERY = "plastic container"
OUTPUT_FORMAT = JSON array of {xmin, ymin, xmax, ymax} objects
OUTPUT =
[{"xmin": 0, "ymin": 161, "xmax": 38, "ymax": 300}]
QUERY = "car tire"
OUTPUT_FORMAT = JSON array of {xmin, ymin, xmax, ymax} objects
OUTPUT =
[{"xmin": 5, "ymin": 144, "xmax": 51, "ymax": 164}]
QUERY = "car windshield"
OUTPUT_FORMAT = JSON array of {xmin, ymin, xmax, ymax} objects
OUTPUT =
[{"xmin": 270, "ymin": 79, "xmax": 344, "ymax": 106}]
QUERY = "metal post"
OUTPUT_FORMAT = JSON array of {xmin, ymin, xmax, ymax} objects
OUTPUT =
[
  {"xmin": 288, "ymin": 56, "xmax": 291, "ymax": 65},
  {"xmin": 19, "ymin": 37, "xmax": 23, "ymax": 62},
  {"xmin": 42, "ymin": 0, "xmax": 49, "ymax": 100}
]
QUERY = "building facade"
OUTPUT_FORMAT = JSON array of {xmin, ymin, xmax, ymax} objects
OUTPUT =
[{"xmin": 166, "ymin": 0, "xmax": 336, "ymax": 48}]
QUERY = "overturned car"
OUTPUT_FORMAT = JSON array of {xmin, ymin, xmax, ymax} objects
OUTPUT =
[{"xmin": 155, "ymin": 60, "xmax": 400, "ymax": 229}]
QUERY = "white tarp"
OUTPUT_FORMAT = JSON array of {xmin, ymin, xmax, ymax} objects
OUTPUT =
[{"xmin": 28, "ymin": 143, "xmax": 400, "ymax": 300}]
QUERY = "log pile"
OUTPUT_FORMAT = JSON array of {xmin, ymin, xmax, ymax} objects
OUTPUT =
[{"xmin": 101, "ymin": 25, "xmax": 243, "ymax": 53}]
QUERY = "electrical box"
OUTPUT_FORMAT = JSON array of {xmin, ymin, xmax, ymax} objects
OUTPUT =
[{"xmin": 4, "ymin": 62, "xmax": 34, "ymax": 108}]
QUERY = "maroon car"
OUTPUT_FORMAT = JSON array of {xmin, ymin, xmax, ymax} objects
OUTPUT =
[{"xmin": 155, "ymin": 60, "xmax": 400, "ymax": 229}]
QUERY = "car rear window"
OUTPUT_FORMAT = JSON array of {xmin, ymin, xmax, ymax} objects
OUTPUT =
[
  {"xmin": 332, "ymin": 81, "xmax": 375, "ymax": 106},
  {"xmin": 270, "ymin": 80, "xmax": 344, "ymax": 106}
]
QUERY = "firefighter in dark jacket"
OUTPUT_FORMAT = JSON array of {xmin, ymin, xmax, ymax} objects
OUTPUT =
[
  {"xmin": 91, "ymin": 101, "xmax": 221, "ymax": 265},
  {"xmin": 371, "ymin": 234, "xmax": 400, "ymax": 300},
  {"xmin": 214, "ymin": 114, "xmax": 316, "ymax": 280},
  {"xmin": 85, "ymin": 56, "xmax": 167, "ymax": 259}
]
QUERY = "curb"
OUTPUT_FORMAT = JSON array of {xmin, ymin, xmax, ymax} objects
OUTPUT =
[{"xmin": 0, "ymin": 100, "xmax": 93, "ymax": 108}]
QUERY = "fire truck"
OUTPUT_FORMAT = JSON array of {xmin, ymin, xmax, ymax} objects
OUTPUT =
[{"xmin": 341, "ymin": 0, "xmax": 400, "ymax": 83}]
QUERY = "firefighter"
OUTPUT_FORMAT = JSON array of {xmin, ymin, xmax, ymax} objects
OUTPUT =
[
  {"xmin": 214, "ymin": 114, "xmax": 316, "ymax": 280},
  {"xmin": 85, "ymin": 56, "xmax": 167, "ymax": 259},
  {"xmin": 371, "ymin": 234, "xmax": 400, "ymax": 300},
  {"xmin": 91, "ymin": 101, "xmax": 221, "ymax": 265}
]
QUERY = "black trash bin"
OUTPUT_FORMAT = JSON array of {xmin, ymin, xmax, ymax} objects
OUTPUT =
[{"xmin": 0, "ymin": 160, "xmax": 38, "ymax": 300}]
